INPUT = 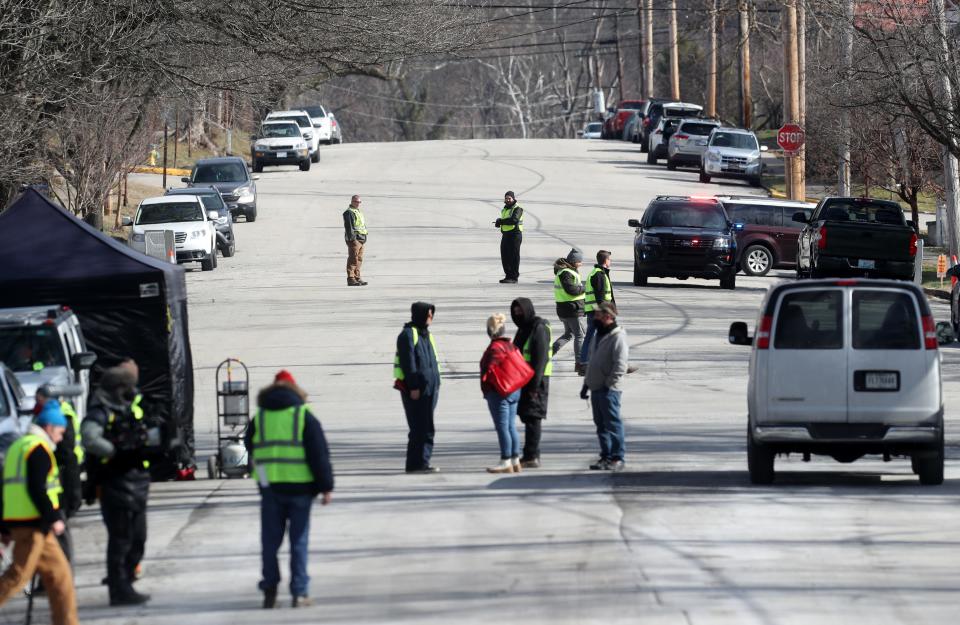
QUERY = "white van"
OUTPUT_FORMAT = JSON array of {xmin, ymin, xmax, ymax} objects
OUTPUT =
[{"xmin": 729, "ymin": 279, "xmax": 946, "ymax": 485}]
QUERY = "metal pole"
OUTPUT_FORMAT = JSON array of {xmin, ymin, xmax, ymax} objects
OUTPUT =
[
  {"xmin": 739, "ymin": 0, "xmax": 753, "ymax": 128},
  {"xmin": 162, "ymin": 124, "xmax": 168, "ymax": 189},
  {"xmin": 669, "ymin": 0, "xmax": 680, "ymax": 100}
]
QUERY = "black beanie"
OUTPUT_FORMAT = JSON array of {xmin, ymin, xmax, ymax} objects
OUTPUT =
[{"xmin": 504, "ymin": 190, "xmax": 516, "ymax": 200}]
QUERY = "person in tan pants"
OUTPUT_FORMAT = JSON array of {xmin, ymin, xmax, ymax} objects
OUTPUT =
[
  {"xmin": 0, "ymin": 403, "xmax": 78, "ymax": 625},
  {"xmin": 343, "ymin": 194, "xmax": 368, "ymax": 286}
]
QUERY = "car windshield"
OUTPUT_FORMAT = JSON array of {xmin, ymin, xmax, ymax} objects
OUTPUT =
[
  {"xmin": 645, "ymin": 203, "xmax": 728, "ymax": 228},
  {"xmin": 303, "ymin": 106, "xmax": 326, "ymax": 117},
  {"xmin": 271, "ymin": 115, "xmax": 310, "ymax": 128},
  {"xmin": 136, "ymin": 202, "xmax": 203, "ymax": 224},
  {"xmin": 261, "ymin": 124, "xmax": 301, "ymax": 139},
  {"xmin": 853, "ymin": 290, "xmax": 920, "ymax": 349},
  {"xmin": 193, "ymin": 163, "xmax": 247, "ymax": 183},
  {"xmin": 0, "ymin": 327, "xmax": 66, "ymax": 372},
  {"xmin": 665, "ymin": 107, "xmax": 700, "ymax": 117},
  {"xmin": 711, "ymin": 132, "xmax": 758, "ymax": 150},
  {"xmin": 586, "ymin": 123, "xmax": 602, "ymax": 132},
  {"xmin": 774, "ymin": 290, "xmax": 843, "ymax": 349},
  {"xmin": 199, "ymin": 195, "xmax": 226, "ymax": 213},
  {"xmin": 679, "ymin": 122, "xmax": 720, "ymax": 136},
  {"xmin": 818, "ymin": 200, "xmax": 904, "ymax": 224}
]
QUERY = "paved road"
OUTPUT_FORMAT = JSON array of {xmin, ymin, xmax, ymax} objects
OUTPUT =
[{"xmin": 7, "ymin": 139, "xmax": 960, "ymax": 625}]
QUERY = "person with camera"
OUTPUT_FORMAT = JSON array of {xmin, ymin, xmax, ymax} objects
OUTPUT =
[{"xmin": 81, "ymin": 364, "xmax": 153, "ymax": 606}]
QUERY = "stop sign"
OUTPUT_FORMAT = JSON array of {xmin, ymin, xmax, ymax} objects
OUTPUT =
[{"xmin": 777, "ymin": 123, "xmax": 805, "ymax": 153}]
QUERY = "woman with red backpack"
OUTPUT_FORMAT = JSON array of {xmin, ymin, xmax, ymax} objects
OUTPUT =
[{"xmin": 480, "ymin": 314, "xmax": 533, "ymax": 474}]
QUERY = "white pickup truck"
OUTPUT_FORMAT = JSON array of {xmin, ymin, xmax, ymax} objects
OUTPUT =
[
  {"xmin": 126, "ymin": 195, "xmax": 219, "ymax": 271},
  {"xmin": 730, "ymin": 278, "xmax": 947, "ymax": 485}
]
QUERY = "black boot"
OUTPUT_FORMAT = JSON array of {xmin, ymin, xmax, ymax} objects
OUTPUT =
[
  {"xmin": 263, "ymin": 587, "xmax": 277, "ymax": 609},
  {"xmin": 110, "ymin": 586, "xmax": 151, "ymax": 606}
]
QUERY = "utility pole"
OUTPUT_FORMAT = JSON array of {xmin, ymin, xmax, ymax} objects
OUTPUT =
[
  {"xmin": 615, "ymin": 14, "xmax": 626, "ymax": 104},
  {"xmin": 637, "ymin": 1, "xmax": 646, "ymax": 97},
  {"xmin": 796, "ymin": 0, "xmax": 806, "ymax": 200},
  {"xmin": 933, "ymin": 0, "xmax": 960, "ymax": 256},
  {"xmin": 162, "ymin": 124, "xmax": 169, "ymax": 189},
  {"xmin": 782, "ymin": 1, "xmax": 801, "ymax": 200},
  {"xmin": 669, "ymin": 0, "xmax": 681, "ymax": 100},
  {"xmin": 707, "ymin": 0, "xmax": 718, "ymax": 118},
  {"xmin": 838, "ymin": 0, "xmax": 853, "ymax": 195},
  {"xmin": 739, "ymin": 0, "xmax": 753, "ymax": 128},
  {"xmin": 644, "ymin": 0, "xmax": 655, "ymax": 98}
]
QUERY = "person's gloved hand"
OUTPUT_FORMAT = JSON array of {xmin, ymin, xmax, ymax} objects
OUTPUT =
[
  {"xmin": 494, "ymin": 218, "xmax": 502, "ymax": 228},
  {"xmin": 579, "ymin": 385, "xmax": 589, "ymax": 400}
]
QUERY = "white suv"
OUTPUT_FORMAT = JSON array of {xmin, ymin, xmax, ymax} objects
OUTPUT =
[
  {"xmin": 303, "ymin": 105, "xmax": 333, "ymax": 145},
  {"xmin": 265, "ymin": 110, "xmax": 319, "ymax": 162},
  {"xmin": 730, "ymin": 279, "xmax": 946, "ymax": 485},
  {"xmin": 128, "ymin": 196, "xmax": 219, "ymax": 271}
]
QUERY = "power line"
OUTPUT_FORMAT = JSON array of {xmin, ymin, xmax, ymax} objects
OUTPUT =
[{"xmin": 340, "ymin": 107, "xmax": 591, "ymax": 128}]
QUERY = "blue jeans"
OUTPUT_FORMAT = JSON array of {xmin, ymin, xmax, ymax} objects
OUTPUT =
[
  {"xmin": 485, "ymin": 390, "xmax": 521, "ymax": 459},
  {"xmin": 580, "ymin": 315, "xmax": 597, "ymax": 364},
  {"xmin": 590, "ymin": 388, "xmax": 625, "ymax": 461},
  {"xmin": 259, "ymin": 488, "xmax": 313, "ymax": 596}
]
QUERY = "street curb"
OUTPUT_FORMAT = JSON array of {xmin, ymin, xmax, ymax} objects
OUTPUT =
[
  {"xmin": 924, "ymin": 287, "xmax": 952, "ymax": 301},
  {"xmin": 132, "ymin": 166, "xmax": 191, "ymax": 177}
]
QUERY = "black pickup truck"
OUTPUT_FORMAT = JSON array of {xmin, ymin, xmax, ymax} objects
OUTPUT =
[{"xmin": 794, "ymin": 197, "xmax": 917, "ymax": 280}]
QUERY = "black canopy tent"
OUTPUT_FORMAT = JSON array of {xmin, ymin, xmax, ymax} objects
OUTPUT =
[{"xmin": 0, "ymin": 189, "xmax": 195, "ymax": 477}]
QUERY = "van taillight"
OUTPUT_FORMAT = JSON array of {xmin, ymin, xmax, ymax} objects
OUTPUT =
[
  {"xmin": 817, "ymin": 225, "xmax": 827, "ymax": 250},
  {"xmin": 922, "ymin": 315, "xmax": 937, "ymax": 349},
  {"xmin": 756, "ymin": 315, "xmax": 773, "ymax": 349},
  {"xmin": 909, "ymin": 232, "xmax": 918, "ymax": 256}
]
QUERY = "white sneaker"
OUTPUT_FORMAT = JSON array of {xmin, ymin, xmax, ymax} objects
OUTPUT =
[
  {"xmin": 487, "ymin": 459, "xmax": 513, "ymax": 474},
  {"xmin": 511, "ymin": 457, "xmax": 522, "ymax": 473}
]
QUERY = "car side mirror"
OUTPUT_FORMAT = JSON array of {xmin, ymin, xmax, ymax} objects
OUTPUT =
[
  {"xmin": 252, "ymin": 175, "xmax": 260, "ymax": 181},
  {"xmin": 207, "ymin": 211, "xmax": 219, "ymax": 221},
  {"xmin": 628, "ymin": 219, "xmax": 641, "ymax": 229},
  {"xmin": 760, "ymin": 145, "xmax": 769, "ymax": 152},
  {"xmin": 728, "ymin": 322, "xmax": 752, "ymax": 346},
  {"xmin": 121, "ymin": 216, "xmax": 133, "ymax": 227},
  {"xmin": 71, "ymin": 351, "xmax": 97, "ymax": 371},
  {"xmin": 180, "ymin": 177, "xmax": 190, "ymax": 183},
  {"xmin": 576, "ymin": 130, "xmax": 584, "ymax": 136},
  {"xmin": 936, "ymin": 321, "xmax": 955, "ymax": 345},
  {"xmin": 792, "ymin": 211, "xmax": 809, "ymax": 224}
]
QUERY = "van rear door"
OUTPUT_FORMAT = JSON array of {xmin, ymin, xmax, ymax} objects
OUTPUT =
[
  {"xmin": 765, "ymin": 288, "xmax": 847, "ymax": 423},
  {"xmin": 847, "ymin": 288, "xmax": 936, "ymax": 425}
]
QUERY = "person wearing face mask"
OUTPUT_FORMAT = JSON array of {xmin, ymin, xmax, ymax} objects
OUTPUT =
[
  {"xmin": 495, "ymin": 190, "xmax": 524, "ymax": 283},
  {"xmin": 510, "ymin": 298, "xmax": 552, "ymax": 468},
  {"xmin": 394, "ymin": 302, "xmax": 441, "ymax": 473},
  {"xmin": 81, "ymin": 363, "xmax": 152, "ymax": 606}
]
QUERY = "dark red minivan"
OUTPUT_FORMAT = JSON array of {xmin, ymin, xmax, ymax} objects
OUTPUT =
[{"xmin": 718, "ymin": 196, "xmax": 817, "ymax": 276}]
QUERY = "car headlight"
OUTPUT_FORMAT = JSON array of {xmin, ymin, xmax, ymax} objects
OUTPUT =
[
  {"xmin": 254, "ymin": 142, "xmax": 267, "ymax": 150},
  {"xmin": 640, "ymin": 234, "xmax": 661, "ymax": 246},
  {"xmin": 132, "ymin": 233, "xmax": 145, "ymax": 242},
  {"xmin": 713, "ymin": 236, "xmax": 731, "ymax": 249},
  {"xmin": 190, "ymin": 230, "xmax": 206, "ymax": 239},
  {"xmin": 749, "ymin": 152, "xmax": 761, "ymax": 162},
  {"xmin": 706, "ymin": 151, "xmax": 721, "ymax": 162}
]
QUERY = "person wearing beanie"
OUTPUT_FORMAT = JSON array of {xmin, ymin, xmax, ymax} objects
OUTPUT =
[
  {"xmin": 580, "ymin": 250, "xmax": 615, "ymax": 372},
  {"xmin": 511, "ymin": 297, "xmax": 553, "ymax": 468},
  {"xmin": 581, "ymin": 301, "xmax": 629, "ymax": 471},
  {"xmin": 394, "ymin": 302, "xmax": 442, "ymax": 473},
  {"xmin": 551, "ymin": 247, "xmax": 587, "ymax": 372},
  {"xmin": 0, "ymin": 402, "xmax": 79, "ymax": 625},
  {"xmin": 480, "ymin": 314, "xmax": 523, "ymax": 473},
  {"xmin": 495, "ymin": 190, "xmax": 524, "ymax": 283},
  {"xmin": 343, "ymin": 194, "xmax": 368, "ymax": 286},
  {"xmin": 245, "ymin": 370, "xmax": 334, "ymax": 609}
]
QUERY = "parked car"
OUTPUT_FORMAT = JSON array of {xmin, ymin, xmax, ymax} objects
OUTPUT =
[
  {"xmin": 126, "ymin": 195, "xmax": 219, "ymax": 271},
  {"xmin": 0, "ymin": 305, "xmax": 97, "ymax": 421},
  {"xmin": 729, "ymin": 279, "xmax": 947, "ymax": 485},
  {"xmin": 0, "ymin": 362, "xmax": 31, "ymax": 461},
  {"xmin": 631, "ymin": 98, "xmax": 667, "ymax": 145},
  {"xmin": 666, "ymin": 118, "xmax": 722, "ymax": 170},
  {"xmin": 251, "ymin": 120, "xmax": 311, "ymax": 173},
  {"xmin": 795, "ymin": 197, "xmax": 918, "ymax": 280},
  {"xmin": 578, "ymin": 122, "xmax": 602, "ymax": 139},
  {"xmin": 718, "ymin": 196, "xmax": 816, "ymax": 277},
  {"xmin": 646, "ymin": 117, "xmax": 684, "ymax": 164},
  {"xmin": 302, "ymin": 105, "xmax": 334, "ymax": 145},
  {"xmin": 183, "ymin": 156, "xmax": 258, "ymax": 222},
  {"xmin": 628, "ymin": 195, "xmax": 739, "ymax": 289},
  {"xmin": 328, "ymin": 111, "xmax": 343, "ymax": 144},
  {"xmin": 165, "ymin": 187, "xmax": 235, "ymax": 257},
  {"xmin": 700, "ymin": 127, "xmax": 767, "ymax": 186},
  {"xmin": 607, "ymin": 99, "xmax": 647, "ymax": 139},
  {"xmin": 266, "ymin": 110, "xmax": 319, "ymax": 162},
  {"xmin": 639, "ymin": 101, "xmax": 703, "ymax": 152}
]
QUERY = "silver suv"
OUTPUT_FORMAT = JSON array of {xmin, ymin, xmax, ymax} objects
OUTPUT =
[
  {"xmin": 700, "ymin": 127, "xmax": 766, "ymax": 187},
  {"xmin": 666, "ymin": 119, "xmax": 722, "ymax": 170}
]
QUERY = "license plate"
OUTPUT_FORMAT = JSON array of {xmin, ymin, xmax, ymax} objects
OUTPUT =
[
  {"xmin": 865, "ymin": 372, "xmax": 898, "ymax": 390},
  {"xmin": 857, "ymin": 259, "xmax": 876, "ymax": 269},
  {"xmin": 276, "ymin": 151, "xmax": 287, "ymax": 158}
]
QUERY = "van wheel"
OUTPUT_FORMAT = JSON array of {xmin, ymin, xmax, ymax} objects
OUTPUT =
[
  {"xmin": 916, "ymin": 435, "xmax": 944, "ymax": 485},
  {"xmin": 633, "ymin": 261, "xmax": 647, "ymax": 286},
  {"xmin": 742, "ymin": 245, "xmax": 773, "ymax": 277},
  {"xmin": 747, "ymin": 425, "xmax": 775, "ymax": 485}
]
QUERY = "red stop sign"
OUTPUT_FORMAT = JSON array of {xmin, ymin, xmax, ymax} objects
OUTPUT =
[{"xmin": 777, "ymin": 123, "xmax": 805, "ymax": 153}]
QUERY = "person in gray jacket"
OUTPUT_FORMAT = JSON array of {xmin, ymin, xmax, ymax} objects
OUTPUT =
[{"xmin": 580, "ymin": 302, "xmax": 629, "ymax": 471}]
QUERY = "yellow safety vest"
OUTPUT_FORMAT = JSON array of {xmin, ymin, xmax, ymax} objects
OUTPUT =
[
  {"xmin": 522, "ymin": 323, "xmax": 553, "ymax": 378},
  {"xmin": 554, "ymin": 267, "xmax": 585, "ymax": 304},
  {"xmin": 347, "ymin": 207, "xmax": 367, "ymax": 235},
  {"xmin": 251, "ymin": 405, "xmax": 313, "ymax": 484},
  {"xmin": 2, "ymin": 434, "xmax": 62, "ymax": 522},
  {"xmin": 584, "ymin": 266, "xmax": 613, "ymax": 312},
  {"xmin": 500, "ymin": 205, "xmax": 523, "ymax": 233},
  {"xmin": 60, "ymin": 400, "xmax": 83, "ymax": 464},
  {"xmin": 104, "ymin": 394, "xmax": 149, "ymax": 469},
  {"xmin": 393, "ymin": 327, "xmax": 439, "ymax": 380}
]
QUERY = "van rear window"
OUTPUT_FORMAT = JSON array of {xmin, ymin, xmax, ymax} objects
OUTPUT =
[
  {"xmin": 853, "ymin": 291, "xmax": 920, "ymax": 349},
  {"xmin": 774, "ymin": 291, "xmax": 843, "ymax": 349}
]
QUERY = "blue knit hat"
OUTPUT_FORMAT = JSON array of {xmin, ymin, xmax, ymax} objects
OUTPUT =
[{"xmin": 36, "ymin": 402, "xmax": 68, "ymax": 428}]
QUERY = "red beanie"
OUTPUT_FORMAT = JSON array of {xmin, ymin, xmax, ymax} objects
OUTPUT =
[{"xmin": 274, "ymin": 369, "xmax": 296, "ymax": 385}]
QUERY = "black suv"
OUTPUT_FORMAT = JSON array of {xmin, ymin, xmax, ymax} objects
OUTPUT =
[
  {"xmin": 183, "ymin": 157, "xmax": 258, "ymax": 222},
  {"xmin": 629, "ymin": 196, "xmax": 739, "ymax": 289},
  {"xmin": 165, "ymin": 187, "xmax": 236, "ymax": 257}
]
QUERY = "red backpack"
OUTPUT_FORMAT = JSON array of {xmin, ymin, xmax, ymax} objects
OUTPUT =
[{"xmin": 482, "ymin": 341, "xmax": 534, "ymax": 398}]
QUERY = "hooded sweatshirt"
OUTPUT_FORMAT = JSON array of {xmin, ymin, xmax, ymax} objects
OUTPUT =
[
  {"xmin": 396, "ymin": 302, "xmax": 441, "ymax": 396},
  {"xmin": 511, "ymin": 298, "xmax": 551, "ymax": 419},
  {"xmin": 553, "ymin": 258, "xmax": 585, "ymax": 318},
  {"xmin": 585, "ymin": 322, "xmax": 629, "ymax": 392}
]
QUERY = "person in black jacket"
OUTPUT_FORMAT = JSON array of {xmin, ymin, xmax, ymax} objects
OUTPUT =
[
  {"xmin": 511, "ymin": 297, "xmax": 551, "ymax": 468},
  {"xmin": 245, "ymin": 371, "xmax": 334, "ymax": 609},
  {"xmin": 394, "ymin": 302, "xmax": 441, "ymax": 473},
  {"xmin": 81, "ymin": 365, "xmax": 152, "ymax": 607},
  {"xmin": 495, "ymin": 190, "xmax": 524, "ymax": 283}
]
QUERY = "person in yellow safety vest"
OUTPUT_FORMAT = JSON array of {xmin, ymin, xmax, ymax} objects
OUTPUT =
[
  {"xmin": 343, "ymin": 194, "xmax": 368, "ymax": 286},
  {"xmin": 580, "ymin": 250, "xmax": 615, "ymax": 371},
  {"xmin": 245, "ymin": 370, "xmax": 334, "ymax": 609},
  {"xmin": 510, "ymin": 297, "xmax": 552, "ymax": 469},
  {"xmin": 495, "ymin": 190, "xmax": 524, "ymax": 283},
  {"xmin": 81, "ymin": 364, "xmax": 152, "ymax": 607},
  {"xmin": 551, "ymin": 248, "xmax": 587, "ymax": 373},
  {"xmin": 0, "ymin": 402, "xmax": 80, "ymax": 625},
  {"xmin": 394, "ymin": 302, "xmax": 441, "ymax": 473}
]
